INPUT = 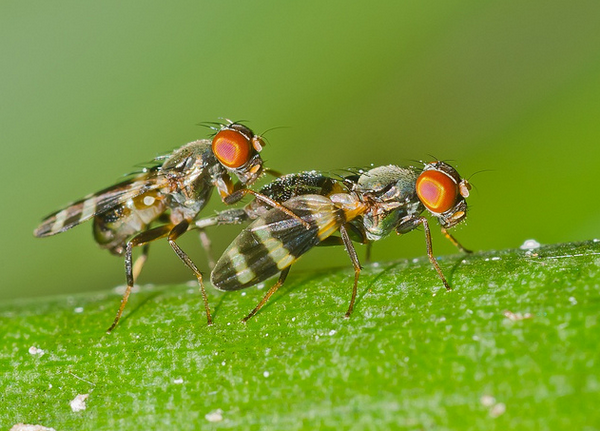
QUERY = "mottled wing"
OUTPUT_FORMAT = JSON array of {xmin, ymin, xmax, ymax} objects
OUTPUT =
[
  {"xmin": 34, "ymin": 168, "xmax": 169, "ymax": 237},
  {"xmin": 211, "ymin": 194, "xmax": 344, "ymax": 291}
]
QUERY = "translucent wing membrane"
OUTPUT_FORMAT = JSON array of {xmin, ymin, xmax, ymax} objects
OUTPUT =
[{"xmin": 34, "ymin": 169, "xmax": 168, "ymax": 237}]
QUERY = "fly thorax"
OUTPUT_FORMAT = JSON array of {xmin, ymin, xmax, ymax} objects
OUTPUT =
[
  {"xmin": 356, "ymin": 165, "xmax": 419, "ymax": 203},
  {"xmin": 405, "ymin": 199, "xmax": 424, "ymax": 218},
  {"xmin": 362, "ymin": 209, "xmax": 402, "ymax": 241}
]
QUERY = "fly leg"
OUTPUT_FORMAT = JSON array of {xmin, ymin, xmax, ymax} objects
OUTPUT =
[
  {"xmin": 168, "ymin": 220, "xmax": 213, "ymax": 326},
  {"xmin": 440, "ymin": 227, "xmax": 472, "ymax": 254},
  {"xmin": 131, "ymin": 244, "xmax": 150, "ymax": 283},
  {"xmin": 194, "ymin": 208, "xmax": 249, "ymax": 230},
  {"xmin": 417, "ymin": 217, "xmax": 451, "ymax": 291},
  {"xmin": 364, "ymin": 242, "xmax": 372, "ymax": 263},
  {"xmin": 263, "ymin": 167, "xmax": 283, "ymax": 178},
  {"xmin": 194, "ymin": 208, "xmax": 252, "ymax": 270},
  {"xmin": 242, "ymin": 267, "xmax": 291, "ymax": 322},
  {"xmin": 108, "ymin": 225, "xmax": 172, "ymax": 333},
  {"xmin": 340, "ymin": 224, "xmax": 362, "ymax": 318},
  {"xmin": 197, "ymin": 229, "xmax": 215, "ymax": 270},
  {"xmin": 315, "ymin": 227, "xmax": 363, "ymax": 318},
  {"xmin": 224, "ymin": 189, "xmax": 311, "ymax": 229}
]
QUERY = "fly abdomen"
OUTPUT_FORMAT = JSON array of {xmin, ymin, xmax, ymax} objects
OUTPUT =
[
  {"xmin": 93, "ymin": 191, "xmax": 167, "ymax": 255},
  {"xmin": 211, "ymin": 195, "xmax": 345, "ymax": 291}
]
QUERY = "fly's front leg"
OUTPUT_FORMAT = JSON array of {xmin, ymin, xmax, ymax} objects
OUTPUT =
[
  {"xmin": 224, "ymin": 188, "xmax": 311, "ymax": 230},
  {"xmin": 168, "ymin": 220, "xmax": 213, "ymax": 326},
  {"xmin": 193, "ymin": 208, "xmax": 250, "ymax": 271},
  {"xmin": 194, "ymin": 208, "xmax": 250, "ymax": 230},
  {"xmin": 108, "ymin": 225, "xmax": 172, "ymax": 333},
  {"xmin": 417, "ymin": 217, "xmax": 451, "ymax": 291},
  {"xmin": 440, "ymin": 227, "xmax": 472, "ymax": 254},
  {"xmin": 193, "ymin": 208, "xmax": 252, "ymax": 270},
  {"xmin": 263, "ymin": 168, "xmax": 283, "ymax": 178}
]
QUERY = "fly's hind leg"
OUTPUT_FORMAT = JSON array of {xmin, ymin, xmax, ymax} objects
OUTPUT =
[
  {"xmin": 108, "ymin": 225, "xmax": 172, "ymax": 333},
  {"xmin": 168, "ymin": 220, "xmax": 213, "ymax": 326},
  {"xmin": 243, "ymin": 267, "xmax": 291, "ymax": 322}
]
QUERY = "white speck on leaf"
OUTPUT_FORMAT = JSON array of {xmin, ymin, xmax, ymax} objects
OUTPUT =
[
  {"xmin": 481, "ymin": 394, "xmax": 506, "ymax": 418},
  {"xmin": 520, "ymin": 239, "xmax": 541, "ymax": 250},
  {"xmin": 9, "ymin": 424, "xmax": 57, "ymax": 431},
  {"xmin": 480, "ymin": 394, "xmax": 496, "ymax": 407},
  {"xmin": 490, "ymin": 402, "xmax": 506, "ymax": 418},
  {"xmin": 205, "ymin": 409, "xmax": 224, "ymax": 422},
  {"xmin": 263, "ymin": 371, "xmax": 270, "ymax": 377},
  {"xmin": 28, "ymin": 346, "xmax": 45, "ymax": 356},
  {"xmin": 173, "ymin": 378, "xmax": 184, "ymax": 384},
  {"xmin": 503, "ymin": 310, "xmax": 533, "ymax": 321},
  {"xmin": 74, "ymin": 307, "xmax": 84, "ymax": 313},
  {"xmin": 70, "ymin": 394, "xmax": 89, "ymax": 412},
  {"xmin": 568, "ymin": 296, "xmax": 577, "ymax": 305}
]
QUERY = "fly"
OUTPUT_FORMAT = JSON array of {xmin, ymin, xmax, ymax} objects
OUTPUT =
[
  {"xmin": 34, "ymin": 120, "xmax": 296, "ymax": 332},
  {"xmin": 209, "ymin": 161, "xmax": 472, "ymax": 321}
]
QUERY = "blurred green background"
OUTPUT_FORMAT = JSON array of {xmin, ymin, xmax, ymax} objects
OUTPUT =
[{"xmin": 2, "ymin": 0, "xmax": 599, "ymax": 300}]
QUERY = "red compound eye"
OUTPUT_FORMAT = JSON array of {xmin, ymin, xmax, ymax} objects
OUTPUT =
[
  {"xmin": 416, "ymin": 169, "xmax": 458, "ymax": 213},
  {"xmin": 212, "ymin": 129, "xmax": 252, "ymax": 168}
]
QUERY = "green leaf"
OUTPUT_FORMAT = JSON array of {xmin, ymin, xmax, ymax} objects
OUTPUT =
[{"xmin": 2, "ymin": 240, "xmax": 599, "ymax": 430}]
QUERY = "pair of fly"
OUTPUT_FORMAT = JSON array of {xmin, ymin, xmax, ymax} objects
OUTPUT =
[{"xmin": 34, "ymin": 121, "xmax": 471, "ymax": 332}]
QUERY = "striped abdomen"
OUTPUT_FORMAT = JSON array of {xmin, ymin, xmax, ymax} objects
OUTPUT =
[{"xmin": 211, "ymin": 195, "xmax": 345, "ymax": 291}]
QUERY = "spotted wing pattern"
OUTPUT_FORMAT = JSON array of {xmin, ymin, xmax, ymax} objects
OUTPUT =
[{"xmin": 34, "ymin": 167, "xmax": 168, "ymax": 237}]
